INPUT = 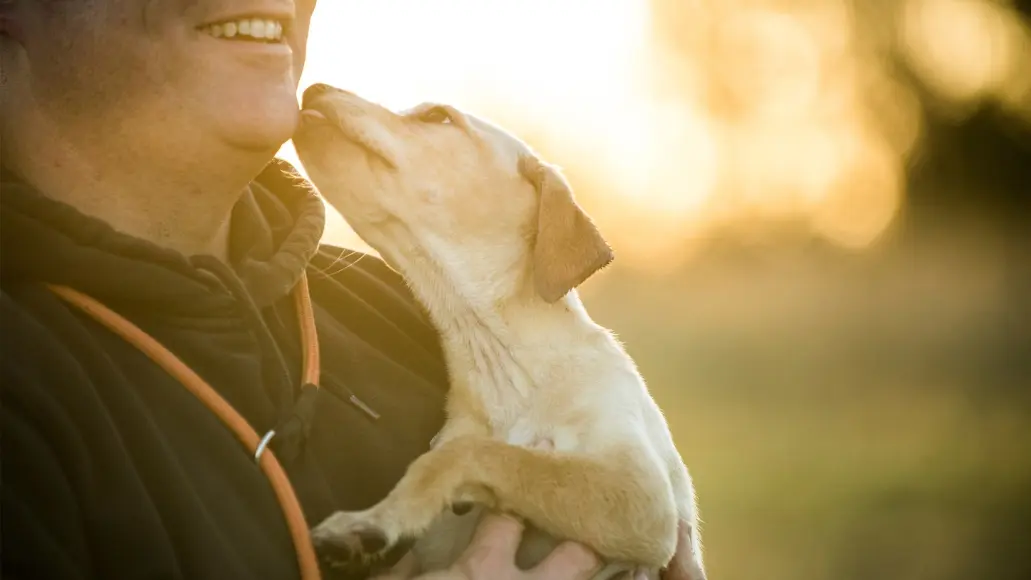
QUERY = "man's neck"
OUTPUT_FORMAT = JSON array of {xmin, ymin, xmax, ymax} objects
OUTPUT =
[
  {"xmin": 9, "ymin": 125, "xmax": 268, "ymax": 260},
  {"xmin": 49, "ymin": 167, "xmax": 241, "ymax": 260}
]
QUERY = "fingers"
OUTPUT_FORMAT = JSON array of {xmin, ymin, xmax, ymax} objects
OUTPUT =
[
  {"xmin": 454, "ymin": 512, "xmax": 525, "ymax": 574},
  {"xmin": 450, "ymin": 511, "xmax": 605, "ymax": 580},
  {"xmin": 530, "ymin": 540, "xmax": 602, "ymax": 580},
  {"xmin": 660, "ymin": 520, "xmax": 705, "ymax": 580}
]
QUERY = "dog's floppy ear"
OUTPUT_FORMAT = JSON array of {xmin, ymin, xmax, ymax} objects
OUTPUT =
[{"xmin": 519, "ymin": 155, "xmax": 614, "ymax": 303}]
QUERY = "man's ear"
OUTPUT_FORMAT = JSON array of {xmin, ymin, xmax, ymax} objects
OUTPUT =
[{"xmin": 519, "ymin": 155, "xmax": 614, "ymax": 303}]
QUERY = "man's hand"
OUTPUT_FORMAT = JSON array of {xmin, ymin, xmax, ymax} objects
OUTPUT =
[
  {"xmin": 372, "ymin": 512, "xmax": 602, "ymax": 580},
  {"xmin": 659, "ymin": 520, "xmax": 706, "ymax": 580}
]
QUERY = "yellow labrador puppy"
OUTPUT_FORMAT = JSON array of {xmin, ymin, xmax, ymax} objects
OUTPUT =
[{"xmin": 292, "ymin": 83, "xmax": 706, "ymax": 580}]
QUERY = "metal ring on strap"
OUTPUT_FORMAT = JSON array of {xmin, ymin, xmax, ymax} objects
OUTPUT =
[
  {"xmin": 255, "ymin": 429, "xmax": 277, "ymax": 463},
  {"xmin": 49, "ymin": 277, "xmax": 324, "ymax": 580}
]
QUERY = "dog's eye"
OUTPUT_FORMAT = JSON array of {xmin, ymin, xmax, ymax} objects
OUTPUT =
[{"xmin": 419, "ymin": 107, "xmax": 453, "ymax": 124}]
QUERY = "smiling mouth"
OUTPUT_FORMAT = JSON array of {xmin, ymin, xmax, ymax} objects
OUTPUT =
[{"xmin": 198, "ymin": 17, "xmax": 286, "ymax": 43}]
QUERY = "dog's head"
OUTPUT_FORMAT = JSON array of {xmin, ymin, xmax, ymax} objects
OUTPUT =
[{"xmin": 293, "ymin": 83, "xmax": 613, "ymax": 306}]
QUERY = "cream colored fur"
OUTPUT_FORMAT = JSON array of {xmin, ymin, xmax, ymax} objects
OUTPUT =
[{"xmin": 292, "ymin": 84, "xmax": 706, "ymax": 580}]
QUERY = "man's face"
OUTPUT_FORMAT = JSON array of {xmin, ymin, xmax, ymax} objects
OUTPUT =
[{"xmin": 0, "ymin": 0, "xmax": 318, "ymax": 160}]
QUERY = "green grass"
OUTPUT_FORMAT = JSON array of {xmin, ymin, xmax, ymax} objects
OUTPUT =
[{"xmin": 581, "ymin": 262, "xmax": 1031, "ymax": 580}]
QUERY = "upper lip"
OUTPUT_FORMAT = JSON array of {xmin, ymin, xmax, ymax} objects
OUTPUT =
[{"xmin": 198, "ymin": 5, "xmax": 295, "ymax": 27}]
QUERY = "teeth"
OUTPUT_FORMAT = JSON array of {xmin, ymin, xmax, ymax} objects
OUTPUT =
[{"xmin": 204, "ymin": 18, "xmax": 283, "ymax": 42}]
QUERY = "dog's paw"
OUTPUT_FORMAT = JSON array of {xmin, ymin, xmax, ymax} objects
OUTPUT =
[{"xmin": 311, "ymin": 511, "xmax": 393, "ymax": 571}]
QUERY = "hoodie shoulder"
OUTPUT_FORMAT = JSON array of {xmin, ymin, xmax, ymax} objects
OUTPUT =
[
  {"xmin": 306, "ymin": 245, "xmax": 447, "ymax": 385},
  {"xmin": 1, "ymin": 288, "xmax": 106, "ymax": 579}
]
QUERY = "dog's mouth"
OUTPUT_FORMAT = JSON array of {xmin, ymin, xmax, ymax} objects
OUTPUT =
[
  {"xmin": 299, "ymin": 108, "xmax": 328, "ymax": 125},
  {"xmin": 297, "ymin": 101, "xmax": 340, "ymax": 132},
  {"xmin": 297, "ymin": 102, "xmax": 396, "ymax": 169}
]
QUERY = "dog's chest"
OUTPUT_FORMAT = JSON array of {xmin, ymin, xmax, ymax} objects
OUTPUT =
[
  {"xmin": 468, "ymin": 380, "xmax": 610, "ymax": 453},
  {"xmin": 490, "ymin": 408, "xmax": 586, "ymax": 452}
]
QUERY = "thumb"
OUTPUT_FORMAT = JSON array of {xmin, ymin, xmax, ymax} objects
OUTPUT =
[{"xmin": 455, "ymin": 512, "xmax": 525, "ymax": 573}]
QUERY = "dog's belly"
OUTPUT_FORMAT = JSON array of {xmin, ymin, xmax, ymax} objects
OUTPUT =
[{"xmin": 412, "ymin": 506, "xmax": 660, "ymax": 580}]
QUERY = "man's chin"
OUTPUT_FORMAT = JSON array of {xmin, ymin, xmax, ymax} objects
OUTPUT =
[
  {"xmin": 225, "ymin": 135, "xmax": 291, "ymax": 154},
  {"xmin": 220, "ymin": 119, "xmax": 298, "ymax": 155},
  {"xmin": 210, "ymin": 102, "xmax": 300, "ymax": 154}
]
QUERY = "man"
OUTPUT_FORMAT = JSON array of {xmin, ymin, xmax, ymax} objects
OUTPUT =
[{"xmin": 0, "ymin": 1, "xmax": 605, "ymax": 578}]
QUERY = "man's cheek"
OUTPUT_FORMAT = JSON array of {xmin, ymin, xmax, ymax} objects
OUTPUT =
[
  {"xmin": 290, "ymin": 0, "xmax": 317, "ymax": 83},
  {"xmin": 292, "ymin": 42, "xmax": 308, "ymax": 86}
]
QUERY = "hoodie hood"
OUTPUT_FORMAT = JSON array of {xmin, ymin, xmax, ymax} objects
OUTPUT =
[
  {"xmin": 1, "ymin": 159, "xmax": 330, "ymax": 462},
  {"xmin": 0, "ymin": 158, "xmax": 326, "ymax": 312},
  {"xmin": 1, "ymin": 155, "xmax": 452, "ymax": 580}
]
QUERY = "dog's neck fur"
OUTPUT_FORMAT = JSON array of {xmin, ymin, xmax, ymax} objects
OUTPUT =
[{"xmin": 397, "ymin": 242, "xmax": 606, "ymax": 409}]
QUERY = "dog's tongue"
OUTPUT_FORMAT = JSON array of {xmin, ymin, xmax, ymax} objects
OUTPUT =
[{"xmin": 299, "ymin": 109, "xmax": 327, "ymax": 124}]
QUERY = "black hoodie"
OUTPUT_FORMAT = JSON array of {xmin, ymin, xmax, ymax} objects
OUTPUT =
[{"xmin": 0, "ymin": 159, "xmax": 449, "ymax": 580}]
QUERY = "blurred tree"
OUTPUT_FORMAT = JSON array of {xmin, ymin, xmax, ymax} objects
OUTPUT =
[{"xmin": 642, "ymin": 1, "xmax": 1031, "ymax": 578}]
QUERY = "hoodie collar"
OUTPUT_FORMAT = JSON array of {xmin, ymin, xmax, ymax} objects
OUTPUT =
[{"xmin": 1, "ymin": 159, "xmax": 326, "ymax": 312}]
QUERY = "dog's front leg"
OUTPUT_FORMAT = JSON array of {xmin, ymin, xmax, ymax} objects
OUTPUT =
[
  {"xmin": 311, "ymin": 435, "xmax": 678, "ymax": 571},
  {"xmin": 311, "ymin": 436, "xmax": 496, "ymax": 570}
]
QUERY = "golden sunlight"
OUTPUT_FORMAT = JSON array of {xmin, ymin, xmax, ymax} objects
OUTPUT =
[{"xmin": 277, "ymin": 0, "xmax": 1026, "ymax": 270}]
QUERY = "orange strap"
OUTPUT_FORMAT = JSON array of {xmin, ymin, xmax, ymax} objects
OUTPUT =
[{"xmin": 49, "ymin": 274, "xmax": 322, "ymax": 580}]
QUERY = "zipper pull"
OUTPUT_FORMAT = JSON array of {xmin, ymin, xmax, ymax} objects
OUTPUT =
[{"xmin": 349, "ymin": 393, "xmax": 381, "ymax": 421}]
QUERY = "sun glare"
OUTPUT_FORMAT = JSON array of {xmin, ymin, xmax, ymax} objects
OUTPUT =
[
  {"xmin": 279, "ymin": 0, "xmax": 663, "ymax": 255},
  {"xmin": 277, "ymin": 0, "xmax": 1030, "ymax": 271}
]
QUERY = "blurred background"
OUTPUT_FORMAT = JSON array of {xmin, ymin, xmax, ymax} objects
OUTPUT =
[{"xmin": 277, "ymin": 1, "xmax": 1031, "ymax": 578}]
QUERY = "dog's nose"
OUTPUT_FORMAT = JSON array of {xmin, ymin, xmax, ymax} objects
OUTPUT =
[
  {"xmin": 302, "ymin": 83, "xmax": 334, "ymax": 106},
  {"xmin": 302, "ymin": 83, "xmax": 358, "ymax": 107}
]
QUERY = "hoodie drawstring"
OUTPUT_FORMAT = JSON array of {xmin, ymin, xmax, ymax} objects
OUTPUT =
[
  {"xmin": 49, "ymin": 276, "xmax": 323, "ymax": 580},
  {"xmin": 189, "ymin": 255, "xmax": 322, "ymax": 463}
]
